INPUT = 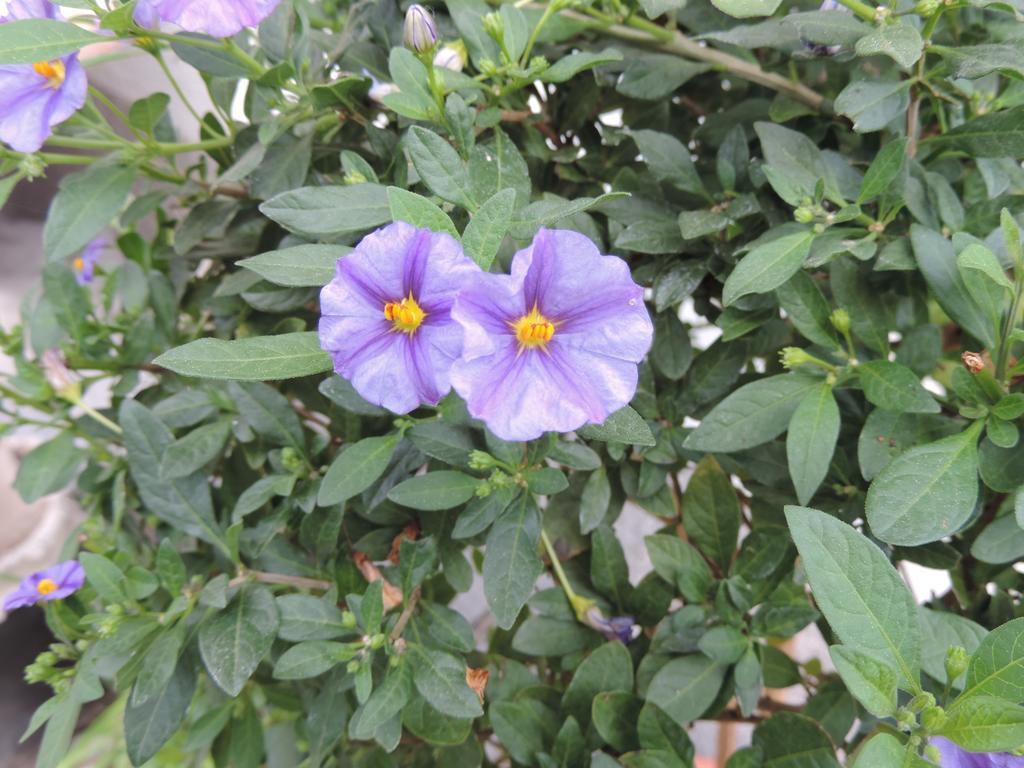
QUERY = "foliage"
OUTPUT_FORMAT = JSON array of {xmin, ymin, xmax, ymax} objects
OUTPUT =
[{"xmin": 2, "ymin": 0, "xmax": 1024, "ymax": 766}]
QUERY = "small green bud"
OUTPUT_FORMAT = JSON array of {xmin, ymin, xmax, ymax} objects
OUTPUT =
[
  {"xmin": 281, "ymin": 446, "xmax": 305, "ymax": 474},
  {"xmin": 482, "ymin": 12, "xmax": 504, "ymax": 44},
  {"xmin": 945, "ymin": 645, "xmax": 970, "ymax": 682},
  {"xmin": 18, "ymin": 153, "xmax": 46, "ymax": 180},
  {"xmin": 915, "ymin": 0, "xmax": 940, "ymax": 15},
  {"xmin": 794, "ymin": 206, "xmax": 815, "ymax": 224},
  {"xmin": 895, "ymin": 708, "xmax": 916, "ymax": 730},
  {"xmin": 341, "ymin": 610, "xmax": 357, "ymax": 629},
  {"xmin": 779, "ymin": 346, "xmax": 813, "ymax": 370},
  {"xmin": 343, "ymin": 170, "xmax": 368, "ymax": 185},
  {"xmin": 921, "ymin": 705, "xmax": 946, "ymax": 732},
  {"xmin": 924, "ymin": 744, "xmax": 942, "ymax": 764},
  {"xmin": 479, "ymin": 58, "xmax": 498, "ymax": 76},
  {"xmin": 107, "ymin": 604, "xmax": 124, "ymax": 616},
  {"xmin": 37, "ymin": 652, "xmax": 57, "ymax": 667},
  {"xmin": 346, "ymin": 659, "xmax": 361, "ymax": 674},
  {"xmin": 468, "ymin": 450, "xmax": 498, "ymax": 471},
  {"xmin": 369, "ymin": 633, "xmax": 387, "ymax": 650},
  {"xmin": 908, "ymin": 692, "xmax": 935, "ymax": 712},
  {"xmin": 830, "ymin": 308, "xmax": 851, "ymax": 335}
]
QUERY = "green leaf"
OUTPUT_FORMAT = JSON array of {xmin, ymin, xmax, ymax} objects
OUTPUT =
[
  {"xmin": 858, "ymin": 138, "xmax": 908, "ymax": 202},
  {"xmin": 508, "ymin": 192, "xmax": 629, "ymax": 240},
  {"xmin": 155, "ymin": 332, "xmax": 332, "ymax": 381},
  {"xmin": 387, "ymin": 186, "xmax": 458, "ymax": 236},
  {"xmin": 318, "ymin": 434, "xmax": 398, "ymax": 506},
  {"xmin": 128, "ymin": 93, "xmax": 171, "ymax": 135},
  {"xmin": 461, "ymin": 188, "xmax": 516, "ymax": 270},
  {"xmin": 132, "ymin": 624, "xmax": 187, "ymax": 706},
  {"xmin": 350, "ymin": 663, "xmax": 411, "ymax": 739},
  {"xmin": 124, "ymin": 660, "xmax": 196, "ymax": 766},
  {"xmin": 829, "ymin": 646, "xmax": 898, "ymax": 717},
  {"xmin": 79, "ymin": 553, "xmax": 127, "ymax": 604},
  {"xmin": 228, "ymin": 381, "xmax": 304, "ymax": 450},
  {"xmin": 786, "ymin": 383, "xmax": 840, "ymax": 506},
  {"xmin": 563, "ymin": 642, "xmax": 634, "ymax": 725},
  {"xmin": 920, "ymin": 608, "xmax": 987, "ymax": 689},
  {"xmin": 0, "ymin": 19, "xmax": 104, "ymax": 64},
  {"xmin": 631, "ymin": 129, "xmax": 704, "ymax": 196},
  {"xmin": 405, "ymin": 126, "xmax": 474, "ymax": 209},
  {"xmin": 580, "ymin": 467, "xmax": 612, "ymax": 535},
  {"xmin": 858, "ymin": 360, "xmax": 940, "ymax": 414},
  {"xmin": 682, "ymin": 456, "xmax": 741, "ymax": 569},
  {"xmin": 911, "ymin": 226, "xmax": 996, "ymax": 348},
  {"xmin": 593, "ymin": 692, "xmax": 643, "ymax": 752},
  {"xmin": 855, "ymin": 23, "xmax": 923, "ymax": 68},
  {"xmin": 36, "ymin": 696, "xmax": 80, "ymax": 768},
  {"xmin": 723, "ymin": 231, "xmax": 814, "ymax": 305},
  {"xmin": 199, "ymin": 585, "xmax": 279, "ymax": 696},
  {"xmin": 960, "ymin": 617, "xmax": 1024, "ymax": 702},
  {"xmin": 684, "ymin": 374, "xmax": 821, "ymax": 453},
  {"xmin": 645, "ymin": 534, "xmax": 712, "ymax": 603},
  {"xmin": 13, "ymin": 432, "xmax": 83, "ymax": 503},
  {"xmin": 646, "ymin": 655, "xmax": 725, "ymax": 724},
  {"xmin": 277, "ymin": 595, "xmax": 353, "ymax": 641},
  {"xmin": 958, "ymin": 243, "xmax": 1013, "ymax": 296},
  {"xmin": 925, "ymin": 105, "xmax": 1024, "ymax": 158},
  {"xmin": 159, "ymin": 420, "xmax": 232, "ymax": 480},
  {"xmin": 238, "ymin": 245, "xmax": 343, "ymax": 287},
  {"xmin": 43, "ymin": 164, "xmax": 135, "ymax": 263},
  {"xmin": 120, "ymin": 400, "xmax": 229, "ymax": 556},
  {"xmin": 409, "ymin": 645, "xmax": 483, "ymax": 718},
  {"xmin": 850, "ymin": 734, "xmax": 906, "ymax": 768},
  {"xmin": 710, "ymin": 0, "xmax": 782, "ymax": 16},
  {"xmin": 484, "ymin": 496, "xmax": 544, "ymax": 629},
  {"xmin": 834, "ymin": 80, "xmax": 911, "ymax": 133},
  {"xmin": 776, "ymin": 271, "xmax": 840, "ymax": 349},
  {"xmin": 940, "ymin": 696, "xmax": 1024, "ymax": 752},
  {"xmin": 785, "ymin": 506, "xmax": 921, "ymax": 690},
  {"xmin": 755, "ymin": 121, "xmax": 840, "ymax": 203},
  {"xmin": 753, "ymin": 713, "xmax": 839, "ymax": 768},
  {"xmin": 865, "ymin": 424, "xmax": 981, "ymax": 546},
  {"xmin": 273, "ymin": 641, "xmax": 351, "ymax": 680},
  {"xmin": 542, "ymin": 48, "xmax": 623, "ymax": 82},
  {"xmin": 578, "ymin": 406, "xmax": 656, "ymax": 446},
  {"xmin": 259, "ymin": 184, "xmax": 390, "ymax": 238},
  {"xmin": 387, "ymin": 471, "xmax": 479, "ymax": 510}
]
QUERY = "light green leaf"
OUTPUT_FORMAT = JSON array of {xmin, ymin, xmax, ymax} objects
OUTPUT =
[
  {"xmin": 43, "ymin": 164, "xmax": 135, "ymax": 263},
  {"xmin": 155, "ymin": 332, "xmax": 332, "ymax": 381},
  {"xmin": 238, "ymin": 245, "xmax": 344, "ymax": 287},
  {"xmin": 405, "ymin": 126, "xmax": 473, "ymax": 209},
  {"xmin": 722, "ymin": 231, "xmax": 814, "ymax": 306},
  {"xmin": 710, "ymin": 0, "xmax": 782, "ymax": 17},
  {"xmin": 0, "ymin": 19, "xmax": 104, "ymax": 64},
  {"xmin": 542, "ymin": 48, "xmax": 623, "ymax": 82},
  {"xmin": 13, "ymin": 432, "xmax": 84, "ymax": 503},
  {"xmin": 785, "ymin": 506, "xmax": 921, "ymax": 690},
  {"xmin": 259, "ymin": 184, "xmax": 390, "ymax": 238},
  {"xmin": 387, "ymin": 186, "xmax": 458, "ymax": 236},
  {"xmin": 409, "ymin": 645, "xmax": 483, "ymax": 718},
  {"xmin": 960, "ymin": 617, "xmax": 1024, "ymax": 703},
  {"xmin": 858, "ymin": 138, "xmax": 909, "ymax": 203},
  {"xmin": 940, "ymin": 696, "xmax": 1024, "ymax": 752},
  {"xmin": 578, "ymin": 406, "xmax": 656, "ymax": 446},
  {"xmin": 855, "ymin": 23, "xmax": 924, "ymax": 68},
  {"xmin": 462, "ymin": 188, "xmax": 516, "ymax": 270},
  {"xmin": 830, "ymin": 646, "xmax": 898, "ymax": 717}
]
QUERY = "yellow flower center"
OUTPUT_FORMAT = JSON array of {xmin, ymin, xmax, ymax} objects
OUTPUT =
[
  {"xmin": 37, "ymin": 578, "xmax": 58, "ymax": 596},
  {"xmin": 512, "ymin": 305, "xmax": 555, "ymax": 350},
  {"xmin": 32, "ymin": 59, "xmax": 66, "ymax": 89},
  {"xmin": 73, "ymin": 257, "xmax": 85, "ymax": 273},
  {"xmin": 384, "ymin": 293, "xmax": 426, "ymax": 334}
]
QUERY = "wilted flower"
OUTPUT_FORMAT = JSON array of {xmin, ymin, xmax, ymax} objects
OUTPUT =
[
  {"xmin": 362, "ymin": 68, "xmax": 399, "ymax": 102},
  {"xmin": 403, "ymin": 4, "xmax": 437, "ymax": 53},
  {"xmin": 434, "ymin": 41, "xmax": 467, "ymax": 71},
  {"xmin": 74, "ymin": 236, "xmax": 108, "ymax": 285},
  {"xmin": 3, "ymin": 560, "xmax": 85, "ymax": 611},
  {"xmin": 0, "ymin": 2, "xmax": 87, "ymax": 153},
  {"xmin": 961, "ymin": 350, "xmax": 985, "ymax": 374},
  {"xmin": 318, "ymin": 222, "xmax": 479, "ymax": 414},
  {"xmin": 465, "ymin": 667, "xmax": 489, "ymax": 703},
  {"xmin": 450, "ymin": 228, "xmax": 653, "ymax": 441},
  {"xmin": 584, "ymin": 606, "xmax": 642, "ymax": 643},
  {"xmin": 930, "ymin": 737, "xmax": 1024, "ymax": 767},
  {"xmin": 133, "ymin": 0, "xmax": 281, "ymax": 38},
  {"xmin": 40, "ymin": 349, "xmax": 81, "ymax": 402}
]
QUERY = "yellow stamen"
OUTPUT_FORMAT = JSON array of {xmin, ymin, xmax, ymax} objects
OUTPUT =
[
  {"xmin": 32, "ymin": 59, "xmax": 66, "ymax": 89},
  {"xmin": 384, "ymin": 293, "xmax": 426, "ymax": 334},
  {"xmin": 512, "ymin": 305, "xmax": 555, "ymax": 350},
  {"xmin": 37, "ymin": 578, "xmax": 58, "ymax": 596},
  {"xmin": 73, "ymin": 257, "xmax": 85, "ymax": 273}
]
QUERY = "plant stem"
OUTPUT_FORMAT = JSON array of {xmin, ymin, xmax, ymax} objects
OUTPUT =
[
  {"xmin": 389, "ymin": 587, "xmax": 422, "ymax": 641},
  {"xmin": 835, "ymin": 0, "xmax": 878, "ymax": 22},
  {"xmin": 558, "ymin": 7, "xmax": 827, "ymax": 112},
  {"xmin": 540, "ymin": 528, "xmax": 592, "ymax": 621},
  {"xmin": 996, "ymin": 271, "xmax": 1024, "ymax": 382},
  {"xmin": 228, "ymin": 570, "xmax": 333, "ymax": 590},
  {"xmin": 78, "ymin": 403, "xmax": 123, "ymax": 435},
  {"xmin": 153, "ymin": 50, "xmax": 207, "ymax": 127}
]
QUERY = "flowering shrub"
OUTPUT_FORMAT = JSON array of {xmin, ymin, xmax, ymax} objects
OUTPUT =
[{"xmin": 2, "ymin": 0, "xmax": 1024, "ymax": 765}]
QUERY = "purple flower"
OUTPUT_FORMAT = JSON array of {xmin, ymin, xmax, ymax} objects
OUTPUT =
[
  {"xmin": 450, "ymin": 228, "xmax": 653, "ymax": 442},
  {"xmin": 403, "ymin": 4, "xmax": 437, "ymax": 53},
  {"xmin": 584, "ymin": 606, "xmax": 642, "ymax": 643},
  {"xmin": 0, "ymin": 2, "xmax": 87, "ymax": 153},
  {"xmin": 133, "ymin": 0, "xmax": 281, "ymax": 38},
  {"xmin": 362, "ymin": 68, "xmax": 399, "ymax": 102},
  {"xmin": 318, "ymin": 221, "xmax": 479, "ymax": 414},
  {"xmin": 3, "ymin": 560, "xmax": 85, "ymax": 612},
  {"xmin": 932, "ymin": 738, "xmax": 1024, "ymax": 768},
  {"xmin": 74, "ymin": 236, "xmax": 108, "ymax": 285}
]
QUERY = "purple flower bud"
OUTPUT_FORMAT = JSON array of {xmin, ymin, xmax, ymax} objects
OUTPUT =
[
  {"xmin": 403, "ymin": 4, "xmax": 438, "ymax": 53},
  {"xmin": 433, "ymin": 42, "xmax": 467, "ymax": 72},
  {"xmin": 3, "ymin": 560, "xmax": 85, "ymax": 612},
  {"xmin": 584, "ymin": 606, "xmax": 642, "ymax": 644}
]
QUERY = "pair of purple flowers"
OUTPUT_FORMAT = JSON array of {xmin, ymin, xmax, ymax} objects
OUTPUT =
[
  {"xmin": 3, "ymin": 560, "xmax": 83, "ymax": 612},
  {"xmin": 318, "ymin": 223, "xmax": 653, "ymax": 442},
  {"xmin": 0, "ymin": 0, "xmax": 279, "ymax": 152}
]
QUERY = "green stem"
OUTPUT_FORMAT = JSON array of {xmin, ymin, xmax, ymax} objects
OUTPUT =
[
  {"xmin": 78, "ymin": 403, "xmax": 123, "ymax": 435},
  {"xmin": 995, "ymin": 271, "xmax": 1024, "ymax": 382},
  {"xmin": 0, "ymin": 149, "xmax": 95, "ymax": 165},
  {"xmin": 559, "ymin": 7, "xmax": 826, "ymax": 111},
  {"xmin": 45, "ymin": 136, "xmax": 122, "ymax": 150},
  {"xmin": 88, "ymin": 86, "xmax": 145, "ymax": 141},
  {"xmin": 153, "ymin": 51, "xmax": 206, "ymax": 127},
  {"xmin": 222, "ymin": 39, "xmax": 266, "ymax": 78},
  {"xmin": 520, "ymin": 1, "xmax": 561, "ymax": 65},
  {"xmin": 153, "ymin": 136, "xmax": 234, "ymax": 155},
  {"xmin": 540, "ymin": 528, "xmax": 592, "ymax": 621},
  {"xmin": 835, "ymin": 0, "xmax": 878, "ymax": 22}
]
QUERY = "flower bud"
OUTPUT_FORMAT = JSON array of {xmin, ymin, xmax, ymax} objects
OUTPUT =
[
  {"xmin": 945, "ymin": 645, "xmax": 970, "ymax": 682},
  {"xmin": 794, "ymin": 206, "xmax": 815, "ymax": 224},
  {"xmin": 482, "ymin": 11, "xmax": 503, "ymax": 44},
  {"xmin": 281, "ymin": 446, "xmax": 305, "ymax": 474},
  {"xmin": 924, "ymin": 745, "xmax": 941, "ymax": 765},
  {"xmin": 779, "ymin": 347, "xmax": 813, "ymax": 370},
  {"xmin": 830, "ymin": 308, "xmax": 851, "ymax": 335},
  {"xmin": 895, "ymin": 708, "xmax": 916, "ymax": 730},
  {"xmin": 915, "ymin": 0, "xmax": 940, "ymax": 15},
  {"xmin": 341, "ymin": 610, "xmax": 357, "ymax": 629},
  {"xmin": 908, "ymin": 692, "xmax": 935, "ymax": 712},
  {"xmin": 961, "ymin": 350, "xmax": 985, "ymax": 374},
  {"xmin": 369, "ymin": 633, "xmax": 387, "ymax": 650},
  {"xmin": 468, "ymin": 450, "xmax": 498, "ymax": 471},
  {"xmin": 433, "ymin": 41, "xmax": 467, "ymax": 72},
  {"xmin": 921, "ymin": 705, "xmax": 946, "ymax": 732},
  {"xmin": 346, "ymin": 659, "xmax": 360, "ymax": 673},
  {"xmin": 403, "ymin": 4, "xmax": 437, "ymax": 53}
]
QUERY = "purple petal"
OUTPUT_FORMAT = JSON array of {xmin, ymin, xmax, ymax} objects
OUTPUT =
[
  {"xmin": 929, "ymin": 738, "xmax": 1022, "ymax": 768},
  {"xmin": 51, "ymin": 560, "xmax": 86, "ymax": 594},
  {"xmin": 2, "ymin": 559, "xmax": 84, "ymax": 612},
  {"xmin": 2, "ymin": 582, "xmax": 41, "ymax": 611},
  {"xmin": 0, "ymin": 0, "xmax": 57, "ymax": 21},
  {"xmin": 0, "ymin": 56, "xmax": 86, "ymax": 153},
  {"xmin": 134, "ymin": 0, "xmax": 281, "ymax": 37}
]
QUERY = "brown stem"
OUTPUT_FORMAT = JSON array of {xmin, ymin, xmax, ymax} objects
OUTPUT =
[
  {"xmin": 389, "ymin": 586, "xmax": 421, "ymax": 642},
  {"xmin": 907, "ymin": 95, "xmax": 922, "ymax": 158},
  {"xmin": 228, "ymin": 570, "xmax": 333, "ymax": 590}
]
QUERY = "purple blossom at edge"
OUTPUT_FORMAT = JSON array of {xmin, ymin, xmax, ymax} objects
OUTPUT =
[
  {"xmin": 450, "ymin": 228, "xmax": 653, "ymax": 442},
  {"xmin": 3, "ymin": 560, "xmax": 85, "ymax": 612},
  {"xmin": 318, "ymin": 221, "xmax": 480, "ymax": 414},
  {"xmin": 931, "ymin": 737, "xmax": 1024, "ymax": 768},
  {"xmin": 0, "ymin": 1, "xmax": 87, "ymax": 153},
  {"xmin": 74, "ymin": 236, "xmax": 108, "ymax": 285},
  {"xmin": 133, "ymin": 0, "xmax": 282, "ymax": 38}
]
